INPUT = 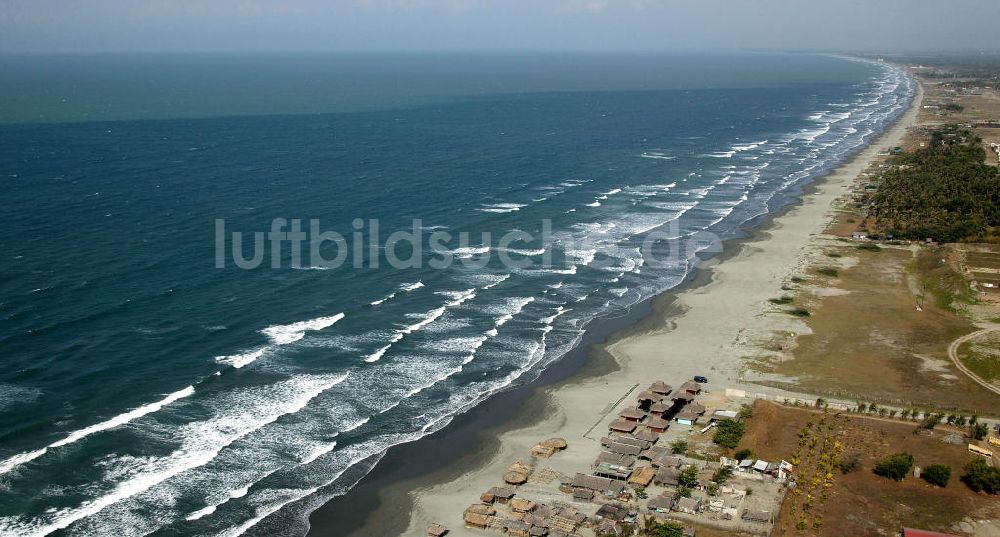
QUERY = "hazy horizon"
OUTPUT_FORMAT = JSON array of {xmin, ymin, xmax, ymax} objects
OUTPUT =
[{"xmin": 2, "ymin": 0, "xmax": 999, "ymax": 54}]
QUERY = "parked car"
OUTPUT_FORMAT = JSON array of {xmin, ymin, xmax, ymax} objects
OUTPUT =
[{"xmin": 693, "ymin": 375, "xmax": 708, "ymax": 383}]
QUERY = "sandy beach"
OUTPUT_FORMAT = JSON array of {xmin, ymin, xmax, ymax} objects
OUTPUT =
[{"xmin": 335, "ymin": 73, "xmax": 926, "ymax": 537}]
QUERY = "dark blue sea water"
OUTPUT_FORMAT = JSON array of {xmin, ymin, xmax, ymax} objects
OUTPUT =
[{"xmin": 0, "ymin": 52, "xmax": 913, "ymax": 536}]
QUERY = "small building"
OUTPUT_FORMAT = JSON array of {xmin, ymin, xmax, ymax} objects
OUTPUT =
[
  {"xmin": 649, "ymin": 381, "xmax": 673, "ymax": 395},
  {"xmin": 594, "ymin": 503, "xmax": 631, "ymax": 522},
  {"xmin": 649, "ymin": 401, "xmax": 671, "ymax": 416},
  {"xmin": 609, "ymin": 419, "xmax": 638, "ymax": 434},
  {"xmin": 647, "ymin": 491, "xmax": 677, "ymax": 513},
  {"xmin": 463, "ymin": 512, "xmax": 490, "ymax": 530},
  {"xmin": 619, "ymin": 406, "xmax": 647, "ymax": 422},
  {"xmin": 595, "ymin": 451, "xmax": 636, "ymax": 468},
  {"xmin": 632, "ymin": 428, "xmax": 659, "ymax": 443},
  {"xmin": 487, "ymin": 486, "xmax": 515, "ymax": 503},
  {"xmin": 608, "ymin": 442, "xmax": 643, "ymax": 456},
  {"xmin": 651, "ymin": 452, "xmax": 683, "ymax": 468},
  {"xmin": 647, "ymin": 416, "xmax": 670, "ymax": 433},
  {"xmin": 510, "ymin": 498, "xmax": 536, "ymax": 513},
  {"xmin": 674, "ymin": 497, "xmax": 701, "ymax": 514},
  {"xmin": 672, "ymin": 391, "xmax": 695, "ymax": 404},
  {"xmin": 628, "ymin": 466, "xmax": 656, "ymax": 487},
  {"xmin": 711, "ymin": 410, "xmax": 739, "ymax": 421},
  {"xmin": 594, "ymin": 461, "xmax": 632, "ymax": 480},
  {"xmin": 678, "ymin": 381, "xmax": 701, "ymax": 395},
  {"xmin": 572, "ymin": 488, "xmax": 595, "ymax": 501},
  {"xmin": 571, "ymin": 473, "xmax": 624, "ymax": 496},
  {"xmin": 852, "ymin": 231, "xmax": 868, "ymax": 240},
  {"xmin": 655, "ymin": 467, "xmax": 682, "ymax": 486}
]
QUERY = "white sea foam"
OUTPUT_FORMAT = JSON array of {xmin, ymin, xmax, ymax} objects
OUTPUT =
[
  {"xmin": 260, "ymin": 313, "xmax": 345, "ymax": 345},
  {"xmin": 214, "ymin": 348, "xmax": 266, "ymax": 369},
  {"xmin": 639, "ymin": 152, "xmax": 676, "ymax": 160},
  {"xmin": 0, "ymin": 386, "xmax": 197, "ymax": 477},
  {"xmin": 0, "ymin": 374, "xmax": 348, "ymax": 537},
  {"xmin": 477, "ymin": 202, "xmax": 526, "ymax": 214}
]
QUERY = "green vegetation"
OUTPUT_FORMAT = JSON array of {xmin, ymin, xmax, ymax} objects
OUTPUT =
[
  {"xmin": 920, "ymin": 413, "xmax": 942, "ymax": 430},
  {"xmin": 826, "ymin": 252, "xmax": 843, "ymax": 258},
  {"xmin": 642, "ymin": 518, "xmax": 685, "ymax": 537},
  {"xmin": 790, "ymin": 276, "xmax": 805, "ymax": 283},
  {"xmin": 712, "ymin": 419, "xmax": 746, "ymax": 449},
  {"xmin": 874, "ymin": 452, "xmax": 914, "ymax": 481},
  {"xmin": 962, "ymin": 459, "xmax": 1000, "ymax": 494},
  {"xmin": 738, "ymin": 404, "xmax": 754, "ymax": 419},
  {"xmin": 910, "ymin": 249, "xmax": 978, "ymax": 312},
  {"xmin": 712, "ymin": 465, "xmax": 734, "ymax": 484},
  {"xmin": 957, "ymin": 341, "xmax": 1000, "ymax": 384},
  {"xmin": 922, "ymin": 464, "xmax": 952, "ymax": 487},
  {"xmin": 816, "ymin": 267, "xmax": 839, "ymax": 277},
  {"xmin": 970, "ymin": 422, "xmax": 990, "ymax": 440},
  {"xmin": 734, "ymin": 448, "xmax": 754, "ymax": 461},
  {"xmin": 870, "ymin": 125, "xmax": 1000, "ymax": 242},
  {"xmin": 669, "ymin": 439, "xmax": 688, "ymax": 454},
  {"xmin": 857, "ymin": 242, "xmax": 882, "ymax": 252},
  {"xmin": 769, "ymin": 295, "xmax": 794, "ymax": 305},
  {"xmin": 787, "ymin": 307, "xmax": 811, "ymax": 317},
  {"xmin": 678, "ymin": 465, "xmax": 699, "ymax": 487}
]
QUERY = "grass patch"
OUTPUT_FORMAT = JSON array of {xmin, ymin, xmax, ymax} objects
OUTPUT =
[
  {"xmin": 956, "ymin": 340, "xmax": 1000, "ymax": 382},
  {"xmin": 786, "ymin": 307, "xmax": 811, "ymax": 317},
  {"xmin": 857, "ymin": 243, "xmax": 883, "ymax": 252},
  {"xmin": 790, "ymin": 276, "xmax": 805, "ymax": 283},
  {"xmin": 816, "ymin": 267, "xmax": 839, "ymax": 277},
  {"xmin": 827, "ymin": 252, "xmax": 843, "ymax": 258},
  {"xmin": 769, "ymin": 296, "xmax": 794, "ymax": 305},
  {"xmin": 909, "ymin": 248, "xmax": 977, "ymax": 312}
]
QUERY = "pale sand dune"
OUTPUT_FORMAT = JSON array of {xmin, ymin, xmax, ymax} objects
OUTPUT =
[{"xmin": 396, "ymin": 80, "xmax": 923, "ymax": 537}]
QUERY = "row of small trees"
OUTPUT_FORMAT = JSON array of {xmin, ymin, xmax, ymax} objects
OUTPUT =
[{"xmin": 873, "ymin": 451, "xmax": 1000, "ymax": 493}]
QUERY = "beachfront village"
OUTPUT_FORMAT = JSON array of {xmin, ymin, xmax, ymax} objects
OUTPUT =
[{"xmin": 418, "ymin": 58, "xmax": 1000, "ymax": 537}]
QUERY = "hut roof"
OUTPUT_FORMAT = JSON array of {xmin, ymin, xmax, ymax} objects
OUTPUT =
[
  {"xmin": 466, "ymin": 503, "xmax": 497, "ymax": 515},
  {"xmin": 649, "ymin": 381, "xmax": 672, "ymax": 395},
  {"xmin": 742, "ymin": 509, "xmax": 772, "ymax": 523},
  {"xmin": 649, "ymin": 402, "xmax": 671, "ymax": 414},
  {"xmin": 595, "ymin": 503, "xmax": 630, "ymax": 522},
  {"xmin": 712, "ymin": 409, "xmax": 739, "ymax": 420},
  {"xmin": 463, "ymin": 512, "xmax": 490, "ymax": 527},
  {"xmin": 487, "ymin": 486, "xmax": 515, "ymax": 498},
  {"xmin": 647, "ymin": 491, "xmax": 677, "ymax": 511},
  {"xmin": 510, "ymin": 498, "xmax": 536, "ymax": 513},
  {"xmin": 679, "ymin": 380, "xmax": 700, "ymax": 394},
  {"xmin": 504, "ymin": 471, "xmax": 529, "ymax": 485},
  {"xmin": 531, "ymin": 444, "xmax": 556, "ymax": 458},
  {"xmin": 541, "ymin": 438, "xmax": 567, "ymax": 450},
  {"xmin": 611, "ymin": 435, "xmax": 648, "ymax": 449},
  {"xmin": 594, "ymin": 462, "xmax": 631, "ymax": 479},
  {"xmin": 608, "ymin": 442, "xmax": 642, "ymax": 456},
  {"xmin": 652, "ymin": 453, "xmax": 683, "ymax": 468},
  {"xmin": 529, "ymin": 527, "xmax": 547, "ymax": 537},
  {"xmin": 673, "ymin": 392, "xmax": 695, "ymax": 402},
  {"xmin": 675, "ymin": 496, "xmax": 701, "ymax": 512},
  {"xmin": 480, "ymin": 492, "xmax": 495, "ymax": 504},
  {"xmin": 686, "ymin": 402, "xmax": 706, "ymax": 415},
  {"xmin": 627, "ymin": 466, "xmax": 656, "ymax": 487},
  {"xmin": 508, "ymin": 460, "xmax": 532, "ymax": 474},
  {"xmin": 608, "ymin": 419, "xmax": 637, "ymax": 433},
  {"xmin": 426, "ymin": 523, "xmax": 448, "ymax": 536},
  {"xmin": 632, "ymin": 428, "xmax": 659, "ymax": 443},
  {"xmin": 618, "ymin": 406, "xmax": 647, "ymax": 420},
  {"xmin": 636, "ymin": 389, "xmax": 660, "ymax": 402},
  {"xmin": 571, "ymin": 473, "xmax": 615, "ymax": 492},
  {"xmin": 572, "ymin": 488, "xmax": 595, "ymax": 500},
  {"xmin": 647, "ymin": 416, "xmax": 670, "ymax": 429},
  {"xmin": 595, "ymin": 451, "xmax": 635, "ymax": 467},
  {"xmin": 655, "ymin": 467, "xmax": 682, "ymax": 486}
]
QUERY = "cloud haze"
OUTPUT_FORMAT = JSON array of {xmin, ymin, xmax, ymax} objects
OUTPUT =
[{"xmin": 1, "ymin": 0, "xmax": 997, "ymax": 53}]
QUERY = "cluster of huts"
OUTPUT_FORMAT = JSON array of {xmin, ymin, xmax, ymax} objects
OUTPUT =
[
  {"xmin": 608, "ymin": 380, "xmax": 706, "ymax": 437},
  {"xmin": 464, "ymin": 492, "xmax": 589, "ymax": 537},
  {"xmin": 719, "ymin": 456, "xmax": 794, "ymax": 481}
]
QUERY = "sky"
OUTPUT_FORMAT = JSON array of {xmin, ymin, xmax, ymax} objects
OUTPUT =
[{"xmin": 1, "ymin": 0, "xmax": 998, "ymax": 54}]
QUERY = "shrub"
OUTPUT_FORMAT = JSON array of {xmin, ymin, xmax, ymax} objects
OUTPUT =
[
  {"xmin": 712, "ymin": 419, "xmax": 746, "ymax": 449},
  {"xmin": 970, "ymin": 423, "xmax": 989, "ymax": 440},
  {"xmin": 712, "ymin": 466, "xmax": 734, "ymax": 484},
  {"xmin": 874, "ymin": 452, "xmax": 914, "ymax": 481},
  {"xmin": 738, "ymin": 404, "xmax": 754, "ymax": 419},
  {"xmin": 826, "ymin": 252, "xmax": 843, "ymax": 258},
  {"xmin": 816, "ymin": 267, "xmax": 839, "ymax": 277},
  {"xmin": 790, "ymin": 276, "xmax": 805, "ymax": 283},
  {"xmin": 962, "ymin": 459, "xmax": 1000, "ymax": 494},
  {"xmin": 678, "ymin": 466, "xmax": 699, "ymax": 487},
  {"xmin": 670, "ymin": 439, "xmax": 688, "ymax": 454},
  {"xmin": 838, "ymin": 453, "xmax": 861, "ymax": 474},
  {"xmin": 677, "ymin": 486, "xmax": 692, "ymax": 498},
  {"xmin": 922, "ymin": 464, "xmax": 951, "ymax": 487},
  {"xmin": 734, "ymin": 448, "xmax": 754, "ymax": 461},
  {"xmin": 787, "ymin": 307, "xmax": 811, "ymax": 317},
  {"xmin": 920, "ymin": 413, "xmax": 941, "ymax": 430},
  {"xmin": 769, "ymin": 296, "xmax": 794, "ymax": 305},
  {"xmin": 857, "ymin": 242, "xmax": 882, "ymax": 252}
]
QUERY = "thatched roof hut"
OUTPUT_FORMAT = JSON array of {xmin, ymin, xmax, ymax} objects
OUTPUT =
[
  {"xmin": 608, "ymin": 419, "xmax": 637, "ymax": 433},
  {"xmin": 510, "ymin": 498, "xmax": 536, "ymax": 513},
  {"xmin": 503, "ymin": 471, "xmax": 528, "ymax": 485},
  {"xmin": 541, "ymin": 438, "xmax": 567, "ymax": 450},
  {"xmin": 649, "ymin": 381, "xmax": 672, "ymax": 395},
  {"xmin": 466, "ymin": 503, "xmax": 496, "ymax": 516},
  {"xmin": 618, "ymin": 406, "xmax": 647, "ymax": 422},
  {"xmin": 632, "ymin": 428, "xmax": 659, "ymax": 443},
  {"xmin": 646, "ymin": 416, "xmax": 669, "ymax": 433},
  {"xmin": 463, "ymin": 512, "xmax": 489, "ymax": 529},
  {"xmin": 628, "ymin": 466, "xmax": 656, "ymax": 487}
]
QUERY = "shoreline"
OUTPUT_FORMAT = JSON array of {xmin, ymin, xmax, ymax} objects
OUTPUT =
[{"xmin": 305, "ymin": 68, "xmax": 924, "ymax": 537}]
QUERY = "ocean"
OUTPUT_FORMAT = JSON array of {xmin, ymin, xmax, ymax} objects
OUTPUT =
[{"xmin": 0, "ymin": 52, "xmax": 914, "ymax": 536}]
